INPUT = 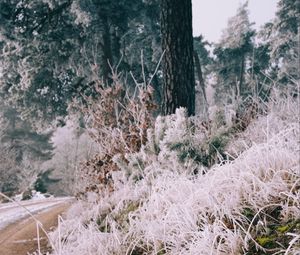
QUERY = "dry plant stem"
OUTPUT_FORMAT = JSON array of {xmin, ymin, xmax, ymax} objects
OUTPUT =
[
  {"xmin": 147, "ymin": 50, "xmax": 165, "ymax": 87},
  {"xmin": 37, "ymin": 222, "xmax": 41, "ymax": 255},
  {"xmin": 284, "ymin": 233, "xmax": 300, "ymax": 255}
]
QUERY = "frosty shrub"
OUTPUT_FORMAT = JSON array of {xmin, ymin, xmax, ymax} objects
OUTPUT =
[
  {"xmin": 49, "ymin": 90, "xmax": 300, "ymax": 255},
  {"xmin": 114, "ymin": 107, "xmax": 216, "ymax": 180},
  {"xmin": 75, "ymin": 74, "xmax": 157, "ymax": 195},
  {"xmin": 115, "ymin": 97, "xmax": 262, "ymax": 180}
]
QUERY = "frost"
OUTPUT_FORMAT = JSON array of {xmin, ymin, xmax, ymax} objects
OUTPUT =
[
  {"xmin": 218, "ymin": 2, "xmax": 253, "ymax": 49},
  {"xmin": 37, "ymin": 86, "xmax": 49, "ymax": 95},
  {"xmin": 49, "ymin": 93, "xmax": 300, "ymax": 254},
  {"xmin": 70, "ymin": 1, "xmax": 91, "ymax": 27},
  {"xmin": 0, "ymin": 198, "xmax": 70, "ymax": 231}
]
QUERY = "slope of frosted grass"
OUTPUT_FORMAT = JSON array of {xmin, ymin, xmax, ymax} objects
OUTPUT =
[
  {"xmin": 226, "ymin": 94, "xmax": 299, "ymax": 157},
  {"xmin": 126, "ymin": 132, "xmax": 299, "ymax": 254},
  {"xmin": 50, "ymin": 97, "xmax": 300, "ymax": 255}
]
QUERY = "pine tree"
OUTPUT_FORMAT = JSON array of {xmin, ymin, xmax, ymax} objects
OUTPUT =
[
  {"xmin": 0, "ymin": 106, "xmax": 54, "ymax": 194},
  {"xmin": 263, "ymin": 0, "xmax": 300, "ymax": 83},
  {"xmin": 0, "ymin": 0, "xmax": 161, "ymax": 125},
  {"xmin": 213, "ymin": 2, "xmax": 255, "ymax": 102}
]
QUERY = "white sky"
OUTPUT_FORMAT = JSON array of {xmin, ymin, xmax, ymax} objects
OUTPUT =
[{"xmin": 192, "ymin": 0, "xmax": 278, "ymax": 42}]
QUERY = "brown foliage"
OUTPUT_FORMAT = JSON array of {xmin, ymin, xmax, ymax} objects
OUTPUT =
[{"xmin": 76, "ymin": 75, "xmax": 157, "ymax": 195}]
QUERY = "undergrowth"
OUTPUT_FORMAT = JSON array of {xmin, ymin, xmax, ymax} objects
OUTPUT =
[
  {"xmin": 73, "ymin": 73, "xmax": 157, "ymax": 195},
  {"xmin": 48, "ymin": 87, "xmax": 299, "ymax": 255}
]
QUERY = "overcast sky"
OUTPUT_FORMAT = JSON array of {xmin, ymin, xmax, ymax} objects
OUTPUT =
[{"xmin": 192, "ymin": 0, "xmax": 278, "ymax": 42}]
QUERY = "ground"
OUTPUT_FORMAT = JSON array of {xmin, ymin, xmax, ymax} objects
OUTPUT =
[{"xmin": 0, "ymin": 198, "xmax": 72, "ymax": 255}]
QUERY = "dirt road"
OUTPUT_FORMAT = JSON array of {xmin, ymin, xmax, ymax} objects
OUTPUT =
[{"xmin": 0, "ymin": 200, "xmax": 72, "ymax": 255}]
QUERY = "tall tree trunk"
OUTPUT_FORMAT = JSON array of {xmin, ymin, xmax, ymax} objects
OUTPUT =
[
  {"xmin": 112, "ymin": 29, "xmax": 121, "ymax": 64},
  {"xmin": 161, "ymin": 0, "xmax": 195, "ymax": 116},
  {"xmin": 193, "ymin": 50, "xmax": 207, "ymax": 103},
  {"xmin": 238, "ymin": 54, "xmax": 245, "ymax": 97},
  {"xmin": 101, "ymin": 16, "xmax": 113, "ymax": 84},
  {"xmin": 194, "ymin": 50, "xmax": 208, "ymax": 119}
]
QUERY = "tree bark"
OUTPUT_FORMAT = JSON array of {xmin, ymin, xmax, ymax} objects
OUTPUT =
[{"xmin": 160, "ymin": 0, "xmax": 195, "ymax": 116}]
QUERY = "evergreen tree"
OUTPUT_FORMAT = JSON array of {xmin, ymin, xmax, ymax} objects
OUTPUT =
[
  {"xmin": 0, "ymin": 122, "xmax": 20, "ymax": 195},
  {"xmin": 0, "ymin": 0, "xmax": 161, "ymax": 125},
  {"xmin": 0, "ymin": 106, "xmax": 54, "ymax": 194},
  {"xmin": 0, "ymin": 0, "xmax": 83, "ymax": 124},
  {"xmin": 261, "ymin": 0, "xmax": 300, "ymax": 84},
  {"xmin": 213, "ymin": 2, "xmax": 255, "ymax": 103},
  {"xmin": 34, "ymin": 169, "xmax": 60, "ymax": 194}
]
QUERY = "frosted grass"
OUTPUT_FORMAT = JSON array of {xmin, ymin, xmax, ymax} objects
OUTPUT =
[{"xmin": 49, "ymin": 95, "xmax": 300, "ymax": 255}]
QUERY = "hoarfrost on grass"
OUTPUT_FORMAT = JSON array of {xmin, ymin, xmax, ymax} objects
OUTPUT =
[{"xmin": 50, "ymin": 95, "xmax": 300, "ymax": 255}]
